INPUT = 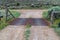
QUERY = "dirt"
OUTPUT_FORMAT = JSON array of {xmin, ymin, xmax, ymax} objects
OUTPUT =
[
  {"xmin": 0, "ymin": 25, "xmax": 25, "ymax": 40},
  {"xmin": 0, "ymin": 9, "xmax": 59, "ymax": 40},
  {"xmin": 29, "ymin": 26, "xmax": 60, "ymax": 40}
]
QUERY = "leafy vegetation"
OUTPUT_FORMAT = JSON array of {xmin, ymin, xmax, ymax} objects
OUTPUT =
[
  {"xmin": 1, "ymin": 0, "xmax": 60, "ymax": 9},
  {"xmin": 48, "ymin": 6, "xmax": 60, "ymax": 19},
  {"xmin": 0, "ymin": 18, "xmax": 8, "ymax": 30},
  {"xmin": 24, "ymin": 24, "xmax": 31, "ymax": 40},
  {"xmin": 11, "ymin": 11, "xmax": 20, "ymax": 18},
  {"xmin": 43, "ymin": 6, "xmax": 60, "ymax": 22},
  {"xmin": 24, "ymin": 29, "xmax": 30, "ymax": 40},
  {"xmin": 43, "ymin": 6, "xmax": 60, "ymax": 36},
  {"xmin": 1, "ymin": 0, "xmax": 60, "ymax": 5},
  {"xmin": 43, "ymin": 11, "xmax": 49, "ymax": 20},
  {"xmin": 26, "ymin": 24, "xmax": 31, "ymax": 28},
  {"xmin": 0, "ymin": 10, "xmax": 20, "ymax": 30}
]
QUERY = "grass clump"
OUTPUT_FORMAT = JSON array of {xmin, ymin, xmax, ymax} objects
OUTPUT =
[
  {"xmin": 24, "ymin": 29, "xmax": 30, "ymax": 40},
  {"xmin": 26, "ymin": 24, "xmax": 31, "ymax": 28},
  {"xmin": 43, "ymin": 11, "xmax": 49, "ymax": 19},
  {"xmin": 0, "ymin": 18, "xmax": 8, "ymax": 30},
  {"xmin": 11, "ymin": 11, "xmax": 20, "ymax": 18},
  {"xmin": 24, "ymin": 24, "xmax": 31, "ymax": 40}
]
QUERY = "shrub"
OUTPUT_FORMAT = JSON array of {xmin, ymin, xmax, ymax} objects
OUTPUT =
[
  {"xmin": 48, "ymin": 6, "xmax": 60, "ymax": 19},
  {"xmin": 43, "ymin": 6, "xmax": 60, "ymax": 20},
  {"xmin": 43, "ymin": 6, "xmax": 60, "ymax": 28}
]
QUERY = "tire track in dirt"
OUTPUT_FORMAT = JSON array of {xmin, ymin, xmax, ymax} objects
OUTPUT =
[{"xmin": 29, "ymin": 26, "xmax": 60, "ymax": 40}]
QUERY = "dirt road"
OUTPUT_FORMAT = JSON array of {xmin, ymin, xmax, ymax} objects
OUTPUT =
[
  {"xmin": 19, "ymin": 9, "xmax": 59, "ymax": 40},
  {"xmin": 0, "ymin": 9, "xmax": 59, "ymax": 40},
  {"xmin": 0, "ymin": 25, "xmax": 25, "ymax": 40}
]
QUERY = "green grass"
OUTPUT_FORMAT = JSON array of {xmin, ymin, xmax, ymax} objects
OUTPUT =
[
  {"xmin": 0, "ymin": 10, "xmax": 20, "ymax": 30},
  {"xmin": 24, "ymin": 28, "xmax": 30, "ymax": 40},
  {"xmin": 51, "ymin": 19, "xmax": 60, "ymax": 28},
  {"xmin": 43, "ymin": 11, "xmax": 50, "ymax": 21},
  {"xmin": 11, "ymin": 11, "xmax": 20, "ymax": 18},
  {"xmin": 43, "ymin": 11, "xmax": 48, "ymax": 18},
  {"xmin": 0, "ymin": 18, "xmax": 8, "ymax": 30},
  {"xmin": 54, "ymin": 19, "xmax": 60, "ymax": 25},
  {"xmin": 26, "ymin": 24, "xmax": 31, "ymax": 28},
  {"xmin": 24, "ymin": 24, "xmax": 31, "ymax": 40},
  {"xmin": 54, "ymin": 28, "xmax": 60, "ymax": 36}
]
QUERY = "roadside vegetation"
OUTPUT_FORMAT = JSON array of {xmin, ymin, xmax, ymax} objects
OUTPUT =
[
  {"xmin": 1, "ymin": 0, "xmax": 60, "ymax": 9},
  {"xmin": 43, "ymin": 6, "xmax": 60, "ymax": 36},
  {"xmin": 24, "ymin": 23, "xmax": 31, "ymax": 40},
  {"xmin": 0, "ymin": 10, "xmax": 20, "ymax": 30}
]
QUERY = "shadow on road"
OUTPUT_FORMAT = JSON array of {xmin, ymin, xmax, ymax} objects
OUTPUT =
[{"xmin": 9, "ymin": 18, "xmax": 48, "ymax": 26}]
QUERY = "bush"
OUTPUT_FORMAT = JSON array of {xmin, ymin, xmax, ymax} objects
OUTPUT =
[
  {"xmin": 43, "ymin": 6, "xmax": 60, "ymax": 28},
  {"xmin": 48, "ymin": 6, "xmax": 60, "ymax": 19},
  {"xmin": 49, "ymin": 6, "xmax": 60, "ymax": 11},
  {"xmin": 43, "ymin": 6, "xmax": 60, "ymax": 20}
]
